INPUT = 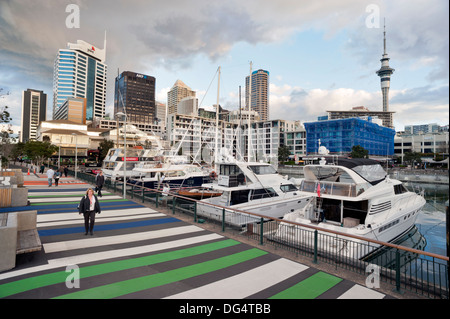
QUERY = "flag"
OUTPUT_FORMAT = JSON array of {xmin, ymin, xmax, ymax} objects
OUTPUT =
[{"xmin": 317, "ymin": 183, "xmax": 321, "ymax": 197}]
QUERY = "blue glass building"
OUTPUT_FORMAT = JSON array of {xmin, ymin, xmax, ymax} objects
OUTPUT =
[
  {"xmin": 52, "ymin": 39, "xmax": 107, "ymax": 121},
  {"xmin": 304, "ymin": 118, "xmax": 395, "ymax": 156}
]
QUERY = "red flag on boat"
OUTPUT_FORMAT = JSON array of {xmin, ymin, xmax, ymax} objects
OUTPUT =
[{"xmin": 317, "ymin": 183, "xmax": 321, "ymax": 197}]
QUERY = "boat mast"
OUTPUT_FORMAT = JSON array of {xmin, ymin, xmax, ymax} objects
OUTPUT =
[
  {"xmin": 248, "ymin": 61, "xmax": 253, "ymax": 163},
  {"xmin": 215, "ymin": 66, "xmax": 221, "ymax": 172}
]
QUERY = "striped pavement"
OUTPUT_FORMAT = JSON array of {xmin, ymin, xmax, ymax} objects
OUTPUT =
[{"xmin": 0, "ymin": 181, "xmax": 393, "ymax": 300}]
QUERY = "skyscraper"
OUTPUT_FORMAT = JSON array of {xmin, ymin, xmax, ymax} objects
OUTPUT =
[
  {"xmin": 376, "ymin": 23, "xmax": 394, "ymax": 113},
  {"xmin": 114, "ymin": 71, "xmax": 156, "ymax": 124},
  {"xmin": 167, "ymin": 80, "xmax": 196, "ymax": 115},
  {"xmin": 52, "ymin": 38, "xmax": 107, "ymax": 122},
  {"xmin": 21, "ymin": 89, "xmax": 47, "ymax": 142},
  {"xmin": 245, "ymin": 69, "xmax": 269, "ymax": 121}
]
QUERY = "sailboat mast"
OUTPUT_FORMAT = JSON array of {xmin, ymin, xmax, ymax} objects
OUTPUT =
[
  {"xmin": 248, "ymin": 61, "xmax": 253, "ymax": 163},
  {"xmin": 215, "ymin": 66, "xmax": 221, "ymax": 171}
]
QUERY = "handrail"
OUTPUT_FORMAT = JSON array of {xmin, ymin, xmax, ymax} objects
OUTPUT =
[{"xmin": 85, "ymin": 171, "xmax": 449, "ymax": 263}]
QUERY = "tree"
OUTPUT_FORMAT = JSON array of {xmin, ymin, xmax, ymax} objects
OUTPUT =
[
  {"xmin": 99, "ymin": 139, "xmax": 115, "ymax": 163},
  {"xmin": 350, "ymin": 145, "xmax": 369, "ymax": 158},
  {"xmin": 23, "ymin": 140, "xmax": 58, "ymax": 166},
  {"xmin": 403, "ymin": 151, "xmax": 422, "ymax": 167},
  {"xmin": 278, "ymin": 145, "xmax": 291, "ymax": 163}
]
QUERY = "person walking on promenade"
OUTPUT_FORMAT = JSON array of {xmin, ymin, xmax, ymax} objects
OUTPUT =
[
  {"xmin": 95, "ymin": 170, "xmax": 105, "ymax": 197},
  {"xmin": 54, "ymin": 169, "xmax": 61, "ymax": 187},
  {"xmin": 78, "ymin": 188, "xmax": 101, "ymax": 236},
  {"xmin": 63, "ymin": 166, "xmax": 68, "ymax": 177},
  {"xmin": 46, "ymin": 167, "xmax": 55, "ymax": 187},
  {"xmin": 40, "ymin": 164, "xmax": 45, "ymax": 174}
]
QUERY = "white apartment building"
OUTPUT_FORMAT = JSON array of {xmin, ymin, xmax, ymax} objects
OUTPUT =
[{"xmin": 394, "ymin": 131, "xmax": 449, "ymax": 162}]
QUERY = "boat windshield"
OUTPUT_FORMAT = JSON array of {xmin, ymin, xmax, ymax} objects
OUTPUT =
[
  {"xmin": 352, "ymin": 164, "xmax": 386, "ymax": 183},
  {"xmin": 248, "ymin": 165, "xmax": 277, "ymax": 175}
]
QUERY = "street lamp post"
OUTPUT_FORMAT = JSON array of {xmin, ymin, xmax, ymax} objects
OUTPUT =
[
  {"xmin": 116, "ymin": 112, "xmax": 127, "ymax": 199},
  {"xmin": 58, "ymin": 136, "xmax": 61, "ymax": 169},
  {"xmin": 72, "ymin": 133, "xmax": 78, "ymax": 180}
]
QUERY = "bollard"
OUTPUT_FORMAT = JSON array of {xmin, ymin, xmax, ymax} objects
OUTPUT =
[{"xmin": 313, "ymin": 230, "xmax": 318, "ymax": 264}]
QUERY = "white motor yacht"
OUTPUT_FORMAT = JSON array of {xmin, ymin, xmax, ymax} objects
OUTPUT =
[
  {"xmin": 197, "ymin": 160, "xmax": 312, "ymax": 227},
  {"xmin": 273, "ymin": 157, "xmax": 426, "ymax": 259}
]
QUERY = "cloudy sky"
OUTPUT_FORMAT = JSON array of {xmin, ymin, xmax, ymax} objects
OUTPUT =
[{"xmin": 0, "ymin": 0, "xmax": 448, "ymax": 135}]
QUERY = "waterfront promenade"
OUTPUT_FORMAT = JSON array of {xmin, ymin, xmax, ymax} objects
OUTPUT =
[{"xmin": 0, "ymin": 169, "xmax": 407, "ymax": 301}]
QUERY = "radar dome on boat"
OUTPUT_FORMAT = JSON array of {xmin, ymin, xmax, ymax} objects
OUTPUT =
[{"xmin": 318, "ymin": 146, "xmax": 329, "ymax": 155}]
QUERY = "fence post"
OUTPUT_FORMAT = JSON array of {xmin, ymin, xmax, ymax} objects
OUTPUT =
[
  {"xmin": 142, "ymin": 187, "xmax": 145, "ymax": 203},
  {"xmin": 395, "ymin": 249, "xmax": 402, "ymax": 294},
  {"xmin": 260, "ymin": 218, "xmax": 264, "ymax": 245},
  {"xmin": 156, "ymin": 191, "xmax": 159, "ymax": 208},
  {"xmin": 172, "ymin": 196, "xmax": 176, "ymax": 215},
  {"xmin": 313, "ymin": 230, "xmax": 318, "ymax": 264},
  {"xmin": 194, "ymin": 201, "xmax": 197, "ymax": 223},
  {"xmin": 222, "ymin": 208, "xmax": 225, "ymax": 232}
]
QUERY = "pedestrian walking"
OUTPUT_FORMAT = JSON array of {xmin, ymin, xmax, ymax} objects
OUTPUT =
[
  {"xmin": 40, "ymin": 164, "xmax": 45, "ymax": 174},
  {"xmin": 46, "ymin": 168, "xmax": 55, "ymax": 187},
  {"xmin": 63, "ymin": 166, "xmax": 68, "ymax": 177},
  {"xmin": 95, "ymin": 170, "xmax": 105, "ymax": 197},
  {"xmin": 78, "ymin": 188, "xmax": 101, "ymax": 236},
  {"xmin": 54, "ymin": 169, "xmax": 61, "ymax": 186}
]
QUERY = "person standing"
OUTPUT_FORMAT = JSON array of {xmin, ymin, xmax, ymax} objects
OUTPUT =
[
  {"xmin": 63, "ymin": 166, "xmax": 68, "ymax": 177},
  {"xmin": 46, "ymin": 167, "xmax": 55, "ymax": 187},
  {"xmin": 54, "ymin": 169, "xmax": 61, "ymax": 186},
  {"xmin": 40, "ymin": 164, "xmax": 45, "ymax": 174},
  {"xmin": 95, "ymin": 170, "xmax": 105, "ymax": 197},
  {"xmin": 78, "ymin": 188, "xmax": 101, "ymax": 236}
]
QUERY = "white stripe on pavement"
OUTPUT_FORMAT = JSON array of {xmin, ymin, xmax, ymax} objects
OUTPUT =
[{"xmin": 165, "ymin": 258, "xmax": 308, "ymax": 299}]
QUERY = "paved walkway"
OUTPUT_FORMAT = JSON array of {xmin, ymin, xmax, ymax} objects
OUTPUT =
[{"xmin": 0, "ymin": 169, "xmax": 396, "ymax": 300}]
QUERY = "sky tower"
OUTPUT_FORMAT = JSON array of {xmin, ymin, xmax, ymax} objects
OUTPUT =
[{"xmin": 376, "ymin": 21, "xmax": 395, "ymax": 113}]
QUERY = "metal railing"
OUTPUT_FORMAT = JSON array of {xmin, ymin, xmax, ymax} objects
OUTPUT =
[{"xmin": 73, "ymin": 170, "xmax": 449, "ymax": 299}]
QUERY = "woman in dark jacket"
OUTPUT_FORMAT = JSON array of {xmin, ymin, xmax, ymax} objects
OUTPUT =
[{"xmin": 78, "ymin": 188, "xmax": 101, "ymax": 235}]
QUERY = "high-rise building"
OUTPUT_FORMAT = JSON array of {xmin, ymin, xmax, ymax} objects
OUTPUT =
[
  {"xmin": 53, "ymin": 97, "xmax": 87, "ymax": 124},
  {"xmin": 21, "ymin": 89, "xmax": 47, "ymax": 142},
  {"xmin": 167, "ymin": 80, "xmax": 196, "ymax": 115},
  {"xmin": 376, "ymin": 23, "xmax": 394, "ymax": 113},
  {"xmin": 245, "ymin": 69, "xmax": 269, "ymax": 121},
  {"xmin": 52, "ymin": 38, "xmax": 107, "ymax": 122},
  {"xmin": 114, "ymin": 71, "xmax": 156, "ymax": 124}
]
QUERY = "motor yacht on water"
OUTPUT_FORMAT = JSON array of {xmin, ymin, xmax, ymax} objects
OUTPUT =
[
  {"xmin": 197, "ymin": 160, "xmax": 312, "ymax": 226},
  {"xmin": 273, "ymin": 157, "xmax": 426, "ymax": 260},
  {"xmin": 129, "ymin": 163, "xmax": 213, "ymax": 190},
  {"xmin": 101, "ymin": 147, "xmax": 162, "ymax": 181}
]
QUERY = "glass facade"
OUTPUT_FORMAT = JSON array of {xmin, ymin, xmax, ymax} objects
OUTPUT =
[
  {"xmin": 304, "ymin": 118, "xmax": 395, "ymax": 156},
  {"xmin": 53, "ymin": 47, "xmax": 107, "ymax": 121}
]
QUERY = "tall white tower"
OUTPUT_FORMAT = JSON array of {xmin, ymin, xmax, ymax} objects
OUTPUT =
[{"xmin": 376, "ymin": 21, "xmax": 395, "ymax": 113}]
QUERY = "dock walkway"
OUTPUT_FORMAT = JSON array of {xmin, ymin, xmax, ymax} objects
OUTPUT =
[{"xmin": 0, "ymin": 169, "xmax": 402, "ymax": 301}]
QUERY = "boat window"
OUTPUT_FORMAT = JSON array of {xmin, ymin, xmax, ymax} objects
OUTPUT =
[
  {"xmin": 248, "ymin": 165, "xmax": 277, "ymax": 175},
  {"xmin": 352, "ymin": 164, "xmax": 386, "ymax": 183},
  {"xmin": 394, "ymin": 184, "xmax": 408, "ymax": 195},
  {"xmin": 230, "ymin": 190, "xmax": 251, "ymax": 205},
  {"xmin": 220, "ymin": 164, "xmax": 242, "ymax": 176},
  {"xmin": 251, "ymin": 188, "xmax": 279, "ymax": 200},
  {"xmin": 280, "ymin": 184, "xmax": 298, "ymax": 192}
]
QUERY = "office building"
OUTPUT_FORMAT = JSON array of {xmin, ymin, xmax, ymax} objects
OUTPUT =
[
  {"xmin": 246, "ymin": 69, "xmax": 269, "ymax": 121},
  {"xmin": 167, "ymin": 80, "xmax": 196, "ymax": 115},
  {"xmin": 304, "ymin": 117, "xmax": 395, "ymax": 156},
  {"xmin": 114, "ymin": 71, "xmax": 156, "ymax": 124},
  {"xmin": 20, "ymin": 89, "xmax": 47, "ymax": 142},
  {"xmin": 52, "ymin": 38, "xmax": 107, "ymax": 121},
  {"xmin": 53, "ymin": 97, "xmax": 87, "ymax": 124}
]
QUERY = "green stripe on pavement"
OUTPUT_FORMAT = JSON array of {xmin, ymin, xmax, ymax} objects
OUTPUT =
[
  {"xmin": 0, "ymin": 239, "xmax": 240, "ymax": 298},
  {"xmin": 54, "ymin": 248, "xmax": 268, "ymax": 299},
  {"xmin": 269, "ymin": 272, "xmax": 342, "ymax": 299}
]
